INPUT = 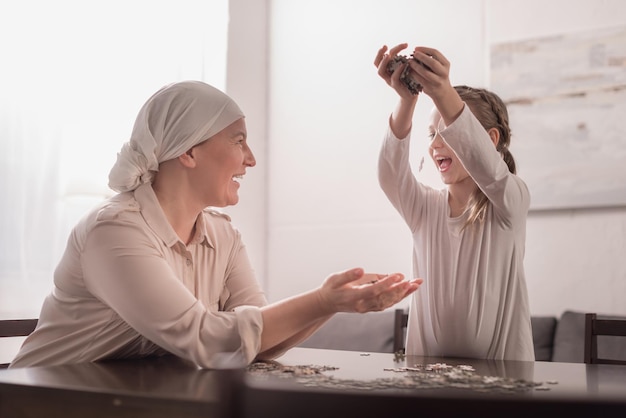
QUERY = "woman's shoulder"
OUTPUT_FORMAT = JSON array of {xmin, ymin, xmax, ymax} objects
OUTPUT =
[
  {"xmin": 200, "ymin": 208, "xmax": 240, "ymax": 237},
  {"xmin": 197, "ymin": 208, "xmax": 245, "ymax": 249},
  {"xmin": 96, "ymin": 193, "xmax": 141, "ymax": 218}
]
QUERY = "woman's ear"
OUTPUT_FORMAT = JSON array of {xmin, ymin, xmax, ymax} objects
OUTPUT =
[
  {"xmin": 178, "ymin": 148, "xmax": 196, "ymax": 168},
  {"xmin": 488, "ymin": 127, "xmax": 500, "ymax": 148}
]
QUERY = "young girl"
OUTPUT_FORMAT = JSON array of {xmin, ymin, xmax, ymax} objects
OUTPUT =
[{"xmin": 374, "ymin": 43, "xmax": 534, "ymax": 361}]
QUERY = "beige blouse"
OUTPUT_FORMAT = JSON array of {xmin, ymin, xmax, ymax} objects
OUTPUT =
[{"xmin": 10, "ymin": 183, "xmax": 267, "ymax": 368}]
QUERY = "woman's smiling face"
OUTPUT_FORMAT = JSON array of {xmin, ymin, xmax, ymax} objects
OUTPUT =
[{"xmin": 191, "ymin": 117, "xmax": 256, "ymax": 207}]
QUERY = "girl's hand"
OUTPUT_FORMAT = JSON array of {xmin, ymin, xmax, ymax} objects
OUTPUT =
[
  {"xmin": 410, "ymin": 46, "xmax": 464, "ymax": 124},
  {"xmin": 374, "ymin": 43, "xmax": 419, "ymax": 102},
  {"xmin": 407, "ymin": 47, "xmax": 452, "ymax": 99}
]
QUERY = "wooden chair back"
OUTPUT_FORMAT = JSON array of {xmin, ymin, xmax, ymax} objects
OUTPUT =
[
  {"xmin": 0, "ymin": 319, "xmax": 38, "ymax": 368},
  {"xmin": 393, "ymin": 308, "xmax": 408, "ymax": 354},
  {"xmin": 584, "ymin": 313, "xmax": 626, "ymax": 365}
]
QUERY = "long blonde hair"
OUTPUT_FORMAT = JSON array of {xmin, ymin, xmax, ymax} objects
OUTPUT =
[{"xmin": 454, "ymin": 85, "xmax": 516, "ymax": 229}]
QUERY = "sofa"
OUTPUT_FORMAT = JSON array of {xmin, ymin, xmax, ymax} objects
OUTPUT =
[{"xmin": 298, "ymin": 309, "xmax": 626, "ymax": 363}]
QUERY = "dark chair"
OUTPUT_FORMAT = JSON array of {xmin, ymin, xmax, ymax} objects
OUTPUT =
[
  {"xmin": 393, "ymin": 308, "xmax": 408, "ymax": 353},
  {"xmin": 0, "ymin": 318, "xmax": 38, "ymax": 368},
  {"xmin": 584, "ymin": 313, "xmax": 626, "ymax": 365}
]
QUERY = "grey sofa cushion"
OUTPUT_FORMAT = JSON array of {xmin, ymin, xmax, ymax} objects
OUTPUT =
[
  {"xmin": 551, "ymin": 310, "xmax": 586, "ymax": 363},
  {"xmin": 298, "ymin": 310, "xmax": 395, "ymax": 353},
  {"xmin": 300, "ymin": 312, "xmax": 558, "ymax": 357},
  {"xmin": 299, "ymin": 310, "xmax": 626, "ymax": 362},
  {"xmin": 530, "ymin": 316, "xmax": 557, "ymax": 361}
]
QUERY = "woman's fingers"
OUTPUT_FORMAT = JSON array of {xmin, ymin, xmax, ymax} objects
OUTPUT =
[
  {"xmin": 326, "ymin": 267, "xmax": 365, "ymax": 288},
  {"xmin": 322, "ymin": 269, "xmax": 422, "ymax": 313},
  {"xmin": 354, "ymin": 275, "xmax": 421, "ymax": 312}
]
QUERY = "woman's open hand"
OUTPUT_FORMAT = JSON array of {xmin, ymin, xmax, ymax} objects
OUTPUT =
[{"xmin": 316, "ymin": 267, "xmax": 422, "ymax": 314}]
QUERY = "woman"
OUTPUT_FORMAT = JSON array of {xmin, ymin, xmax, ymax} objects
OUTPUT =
[
  {"xmin": 374, "ymin": 44, "xmax": 534, "ymax": 361},
  {"xmin": 10, "ymin": 80, "xmax": 421, "ymax": 368}
]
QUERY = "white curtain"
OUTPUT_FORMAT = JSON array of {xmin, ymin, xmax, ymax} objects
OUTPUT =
[{"xmin": 0, "ymin": 0, "xmax": 229, "ymax": 317}]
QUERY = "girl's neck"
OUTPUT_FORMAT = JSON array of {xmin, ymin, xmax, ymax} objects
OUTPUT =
[{"xmin": 447, "ymin": 181, "xmax": 478, "ymax": 218}]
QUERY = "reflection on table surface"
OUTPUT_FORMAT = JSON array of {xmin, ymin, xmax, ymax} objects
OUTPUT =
[
  {"xmin": 270, "ymin": 348, "xmax": 626, "ymax": 400},
  {"xmin": 0, "ymin": 347, "xmax": 625, "ymax": 399},
  {"xmin": 0, "ymin": 347, "xmax": 625, "ymax": 417},
  {"xmin": 1, "ymin": 354, "xmax": 219, "ymax": 401}
]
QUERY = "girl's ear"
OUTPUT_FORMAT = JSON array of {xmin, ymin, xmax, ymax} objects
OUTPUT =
[{"xmin": 488, "ymin": 127, "xmax": 500, "ymax": 148}]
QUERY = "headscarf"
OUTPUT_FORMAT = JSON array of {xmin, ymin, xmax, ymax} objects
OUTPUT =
[{"xmin": 108, "ymin": 80, "xmax": 245, "ymax": 193}]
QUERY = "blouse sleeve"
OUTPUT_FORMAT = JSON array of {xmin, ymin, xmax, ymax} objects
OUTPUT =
[{"xmin": 220, "ymin": 238, "xmax": 268, "ymax": 310}]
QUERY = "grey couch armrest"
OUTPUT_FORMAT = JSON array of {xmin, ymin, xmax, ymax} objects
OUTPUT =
[
  {"xmin": 531, "ymin": 316, "xmax": 558, "ymax": 361},
  {"xmin": 551, "ymin": 310, "xmax": 586, "ymax": 363},
  {"xmin": 298, "ymin": 310, "xmax": 395, "ymax": 353}
]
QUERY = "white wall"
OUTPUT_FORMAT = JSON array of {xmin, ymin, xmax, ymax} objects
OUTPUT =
[
  {"xmin": 265, "ymin": 0, "xmax": 486, "ymax": 304},
  {"xmin": 488, "ymin": 0, "xmax": 626, "ymax": 316},
  {"xmin": 224, "ymin": 0, "xmax": 270, "ymax": 290},
  {"xmin": 228, "ymin": 0, "xmax": 626, "ymax": 318}
]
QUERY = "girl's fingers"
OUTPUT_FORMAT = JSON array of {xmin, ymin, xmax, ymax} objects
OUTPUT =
[
  {"xmin": 388, "ymin": 43, "xmax": 408, "ymax": 56},
  {"xmin": 374, "ymin": 45, "xmax": 388, "ymax": 67},
  {"xmin": 414, "ymin": 47, "xmax": 449, "ymax": 67}
]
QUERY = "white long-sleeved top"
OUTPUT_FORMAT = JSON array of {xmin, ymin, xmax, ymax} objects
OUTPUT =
[
  {"xmin": 10, "ymin": 183, "xmax": 266, "ymax": 369},
  {"xmin": 378, "ymin": 105, "xmax": 535, "ymax": 361}
]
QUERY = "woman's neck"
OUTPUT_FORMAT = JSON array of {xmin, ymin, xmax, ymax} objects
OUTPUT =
[{"xmin": 152, "ymin": 179, "xmax": 202, "ymax": 245}]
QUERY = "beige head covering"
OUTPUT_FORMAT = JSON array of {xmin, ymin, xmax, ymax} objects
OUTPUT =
[{"xmin": 108, "ymin": 80, "xmax": 245, "ymax": 193}]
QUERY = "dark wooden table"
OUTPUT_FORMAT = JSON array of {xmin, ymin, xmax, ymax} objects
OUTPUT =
[
  {"xmin": 0, "ymin": 354, "xmax": 220, "ymax": 418},
  {"xmin": 236, "ymin": 348, "xmax": 626, "ymax": 418},
  {"xmin": 1, "ymin": 347, "xmax": 625, "ymax": 417}
]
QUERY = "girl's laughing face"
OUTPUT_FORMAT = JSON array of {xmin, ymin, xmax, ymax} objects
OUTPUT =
[{"xmin": 427, "ymin": 108, "xmax": 471, "ymax": 186}]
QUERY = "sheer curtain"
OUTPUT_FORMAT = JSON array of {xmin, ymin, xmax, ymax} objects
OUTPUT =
[{"xmin": 0, "ymin": 0, "xmax": 229, "ymax": 318}]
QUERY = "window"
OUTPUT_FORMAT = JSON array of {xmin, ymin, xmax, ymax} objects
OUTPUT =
[{"xmin": 0, "ymin": 0, "xmax": 229, "ymax": 317}]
